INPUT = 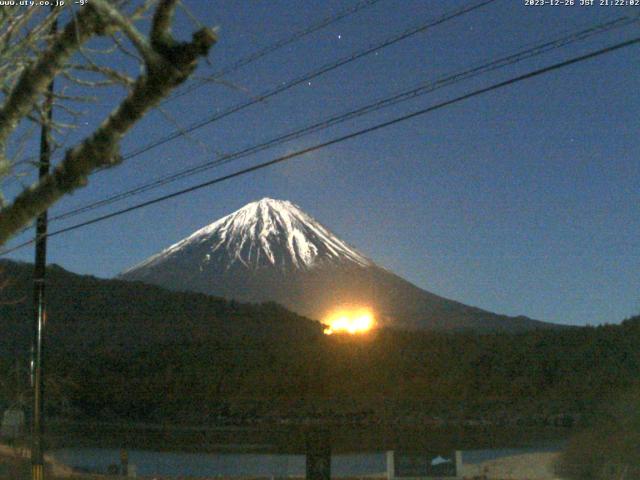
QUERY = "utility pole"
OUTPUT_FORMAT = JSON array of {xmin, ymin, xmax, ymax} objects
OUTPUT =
[
  {"xmin": 305, "ymin": 428, "xmax": 331, "ymax": 480},
  {"xmin": 31, "ymin": 10, "xmax": 57, "ymax": 480}
]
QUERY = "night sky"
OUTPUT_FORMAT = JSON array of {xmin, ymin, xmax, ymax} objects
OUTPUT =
[{"xmin": 3, "ymin": 0, "xmax": 639, "ymax": 326}]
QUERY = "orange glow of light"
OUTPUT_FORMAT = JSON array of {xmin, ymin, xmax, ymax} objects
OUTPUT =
[{"xmin": 323, "ymin": 308, "xmax": 375, "ymax": 335}]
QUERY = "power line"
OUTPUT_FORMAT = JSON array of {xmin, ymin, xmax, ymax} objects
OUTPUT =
[
  {"xmin": 50, "ymin": 15, "xmax": 636, "ymax": 222},
  {"xmin": 2, "ymin": 0, "xmax": 384, "ymax": 186},
  {"xmin": 18, "ymin": 0, "xmax": 496, "ymax": 221},
  {"xmin": 2, "ymin": 35, "xmax": 638, "ymax": 256},
  {"xmin": 119, "ymin": 0, "xmax": 498, "ymax": 161},
  {"xmin": 0, "ymin": 0, "xmax": 501, "ymax": 242},
  {"xmin": 165, "ymin": 0, "xmax": 385, "ymax": 104}
]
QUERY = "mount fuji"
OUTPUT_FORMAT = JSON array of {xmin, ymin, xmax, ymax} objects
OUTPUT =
[{"xmin": 120, "ymin": 198, "xmax": 555, "ymax": 332}]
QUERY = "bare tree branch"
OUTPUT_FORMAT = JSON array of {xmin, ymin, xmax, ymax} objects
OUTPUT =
[
  {"xmin": 130, "ymin": 0, "xmax": 159, "ymax": 20},
  {"xmin": 151, "ymin": 0, "xmax": 179, "ymax": 48},
  {"xmin": 0, "ymin": 2, "xmax": 217, "ymax": 245},
  {"xmin": 0, "ymin": 6, "xmax": 111, "ymax": 159},
  {"xmin": 71, "ymin": 62, "xmax": 135, "ymax": 88},
  {"xmin": 90, "ymin": 0, "xmax": 161, "ymax": 66}
]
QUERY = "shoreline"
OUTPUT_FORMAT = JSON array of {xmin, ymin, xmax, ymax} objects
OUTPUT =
[{"xmin": 41, "ymin": 419, "xmax": 571, "ymax": 454}]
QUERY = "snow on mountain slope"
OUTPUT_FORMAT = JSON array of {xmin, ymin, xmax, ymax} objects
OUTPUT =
[
  {"xmin": 121, "ymin": 198, "xmax": 558, "ymax": 333},
  {"xmin": 122, "ymin": 198, "xmax": 372, "ymax": 275}
]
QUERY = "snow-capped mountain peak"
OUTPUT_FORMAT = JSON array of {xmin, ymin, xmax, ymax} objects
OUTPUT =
[
  {"xmin": 124, "ymin": 198, "xmax": 372, "ymax": 274},
  {"xmin": 120, "ymin": 198, "xmax": 554, "ymax": 333}
]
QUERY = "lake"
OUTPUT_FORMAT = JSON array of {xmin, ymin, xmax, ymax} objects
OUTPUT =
[{"xmin": 49, "ymin": 445, "xmax": 562, "ymax": 477}]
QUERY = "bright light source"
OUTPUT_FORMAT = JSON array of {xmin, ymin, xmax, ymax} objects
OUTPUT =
[{"xmin": 323, "ymin": 307, "xmax": 375, "ymax": 335}]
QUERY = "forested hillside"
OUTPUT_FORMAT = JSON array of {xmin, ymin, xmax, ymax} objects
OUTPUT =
[
  {"xmin": 0, "ymin": 260, "xmax": 638, "ymax": 429},
  {"xmin": 48, "ymin": 316, "xmax": 637, "ymax": 425}
]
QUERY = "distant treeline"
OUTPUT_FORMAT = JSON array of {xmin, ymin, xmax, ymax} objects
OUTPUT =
[
  {"xmin": 0, "ymin": 259, "xmax": 639, "ymax": 429},
  {"xmin": 41, "ymin": 316, "xmax": 639, "ymax": 426}
]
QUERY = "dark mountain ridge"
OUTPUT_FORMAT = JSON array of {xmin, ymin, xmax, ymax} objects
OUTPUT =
[{"xmin": 0, "ymin": 259, "xmax": 322, "ymax": 357}]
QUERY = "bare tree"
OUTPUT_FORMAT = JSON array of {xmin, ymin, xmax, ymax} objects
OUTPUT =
[{"xmin": 0, "ymin": 0, "xmax": 216, "ymax": 245}]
